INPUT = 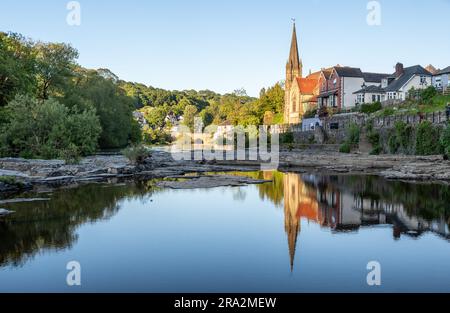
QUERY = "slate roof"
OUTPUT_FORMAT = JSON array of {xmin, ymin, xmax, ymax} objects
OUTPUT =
[
  {"xmin": 384, "ymin": 65, "xmax": 432, "ymax": 92},
  {"xmin": 353, "ymin": 85, "xmax": 385, "ymax": 94},
  {"xmin": 334, "ymin": 67, "xmax": 363, "ymax": 78},
  {"xmin": 436, "ymin": 66, "xmax": 450, "ymax": 75},
  {"xmin": 362, "ymin": 72, "xmax": 390, "ymax": 83}
]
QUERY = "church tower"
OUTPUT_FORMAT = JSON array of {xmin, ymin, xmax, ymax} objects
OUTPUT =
[{"xmin": 284, "ymin": 22, "xmax": 303, "ymax": 123}]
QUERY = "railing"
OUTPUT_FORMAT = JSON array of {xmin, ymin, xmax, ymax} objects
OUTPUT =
[{"xmin": 372, "ymin": 111, "xmax": 449, "ymax": 128}]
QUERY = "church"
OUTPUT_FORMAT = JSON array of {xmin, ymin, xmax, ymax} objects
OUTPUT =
[{"xmin": 284, "ymin": 23, "xmax": 321, "ymax": 124}]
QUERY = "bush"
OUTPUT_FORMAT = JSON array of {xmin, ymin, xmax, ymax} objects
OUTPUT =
[
  {"xmin": 280, "ymin": 132, "xmax": 294, "ymax": 144},
  {"xmin": 59, "ymin": 143, "xmax": 81, "ymax": 164},
  {"xmin": 420, "ymin": 86, "xmax": 438, "ymax": 105},
  {"xmin": 0, "ymin": 95, "xmax": 101, "ymax": 159},
  {"xmin": 122, "ymin": 144, "xmax": 149, "ymax": 165},
  {"xmin": 370, "ymin": 145, "xmax": 383, "ymax": 155},
  {"xmin": 360, "ymin": 102, "xmax": 382, "ymax": 114},
  {"xmin": 303, "ymin": 109, "xmax": 317, "ymax": 119},
  {"xmin": 415, "ymin": 121, "xmax": 442, "ymax": 155},
  {"xmin": 0, "ymin": 176, "xmax": 25, "ymax": 189},
  {"xmin": 339, "ymin": 142, "xmax": 351, "ymax": 153},
  {"xmin": 143, "ymin": 128, "xmax": 173, "ymax": 145},
  {"xmin": 387, "ymin": 121, "xmax": 413, "ymax": 154},
  {"xmin": 440, "ymin": 123, "xmax": 450, "ymax": 157},
  {"xmin": 348, "ymin": 123, "xmax": 360, "ymax": 145}
]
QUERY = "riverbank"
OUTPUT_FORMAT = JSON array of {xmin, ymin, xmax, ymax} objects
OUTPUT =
[{"xmin": 1, "ymin": 149, "xmax": 450, "ymax": 196}]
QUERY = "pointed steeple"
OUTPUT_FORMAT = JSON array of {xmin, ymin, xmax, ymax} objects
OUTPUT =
[
  {"xmin": 286, "ymin": 21, "xmax": 302, "ymax": 89},
  {"xmin": 288, "ymin": 22, "xmax": 301, "ymax": 71}
]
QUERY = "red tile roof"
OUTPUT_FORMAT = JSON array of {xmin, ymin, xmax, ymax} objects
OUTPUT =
[{"xmin": 296, "ymin": 77, "xmax": 318, "ymax": 94}]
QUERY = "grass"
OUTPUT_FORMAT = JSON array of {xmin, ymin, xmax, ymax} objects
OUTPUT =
[{"xmin": 372, "ymin": 95, "xmax": 450, "ymax": 117}]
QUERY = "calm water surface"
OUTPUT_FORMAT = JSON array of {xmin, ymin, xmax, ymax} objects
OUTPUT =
[{"xmin": 0, "ymin": 172, "xmax": 449, "ymax": 292}]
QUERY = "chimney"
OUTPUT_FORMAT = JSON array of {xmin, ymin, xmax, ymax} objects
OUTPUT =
[{"xmin": 395, "ymin": 63, "xmax": 404, "ymax": 77}]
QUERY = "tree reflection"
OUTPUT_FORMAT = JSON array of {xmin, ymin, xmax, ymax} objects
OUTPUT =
[{"xmin": 0, "ymin": 182, "xmax": 157, "ymax": 267}]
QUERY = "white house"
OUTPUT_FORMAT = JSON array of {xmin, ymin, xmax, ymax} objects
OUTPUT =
[
  {"xmin": 383, "ymin": 63, "xmax": 433, "ymax": 101},
  {"xmin": 433, "ymin": 66, "xmax": 450, "ymax": 91}
]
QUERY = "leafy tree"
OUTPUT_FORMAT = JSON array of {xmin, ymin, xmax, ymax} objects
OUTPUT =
[
  {"xmin": 62, "ymin": 70, "xmax": 138, "ymax": 149},
  {"xmin": 183, "ymin": 104, "xmax": 198, "ymax": 130},
  {"xmin": 0, "ymin": 95, "xmax": 101, "ymax": 159},
  {"xmin": 34, "ymin": 42, "xmax": 79, "ymax": 100},
  {"xmin": 0, "ymin": 32, "xmax": 37, "ymax": 106}
]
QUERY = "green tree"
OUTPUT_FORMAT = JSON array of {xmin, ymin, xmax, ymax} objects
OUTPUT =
[
  {"xmin": 0, "ymin": 32, "xmax": 37, "ymax": 106},
  {"xmin": 0, "ymin": 95, "xmax": 101, "ymax": 159},
  {"xmin": 34, "ymin": 42, "xmax": 79, "ymax": 100},
  {"xmin": 183, "ymin": 104, "xmax": 198, "ymax": 130}
]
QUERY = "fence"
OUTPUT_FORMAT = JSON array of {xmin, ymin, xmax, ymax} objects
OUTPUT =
[
  {"xmin": 278, "ymin": 110, "xmax": 449, "ymax": 134},
  {"xmin": 372, "ymin": 111, "xmax": 448, "ymax": 128}
]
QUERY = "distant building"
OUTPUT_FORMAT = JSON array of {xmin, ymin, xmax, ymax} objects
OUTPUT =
[{"xmin": 432, "ymin": 66, "xmax": 450, "ymax": 91}]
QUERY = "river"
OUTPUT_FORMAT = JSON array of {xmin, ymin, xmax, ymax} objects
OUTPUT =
[{"xmin": 0, "ymin": 172, "xmax": 449, "ymax": 292}]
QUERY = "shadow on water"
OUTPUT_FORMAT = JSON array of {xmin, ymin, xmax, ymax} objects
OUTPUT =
[{"xmin": 0, "ymin": 173, "xmax": 449, "ymax": 270}]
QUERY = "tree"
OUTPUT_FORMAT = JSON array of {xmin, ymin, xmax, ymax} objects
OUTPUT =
[
  {"xmin": 0, "ymin": 95, "xmax": 101, "ymax": 160},
  {"xmin": 35, "ymin": 42, "xmax": 79, "ymax": 100},
  {"xmin": 62, "ymin": 69, "xmax": 139, "ymax": 149},
  {"xmin": 183, "ymin": 105, "xmax": 198, "ymax": 130},
  {"xmin": 0, "ymin": 32, "xmax": 37, "ymax": 106}
]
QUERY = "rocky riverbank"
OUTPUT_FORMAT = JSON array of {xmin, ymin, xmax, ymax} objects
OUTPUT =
[{"xmin": 1, "ymin": 149, "xmax": 450, "ymax": 196}]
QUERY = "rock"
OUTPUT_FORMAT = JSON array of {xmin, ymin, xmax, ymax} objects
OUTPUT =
[
  {"xmin": 0, "ymin": 209, "xmax": 14, "ymax": 216},
  {"xmin": 47, "ymin": 168, "xmax": 77, "ymax": 178},
  {"xmin": 0, "ymin": 198, "xmax": 50, "ymax": 205},
  {"xmin": 156, "ymin": 175, "xmax": 272, "ymax": 190}
]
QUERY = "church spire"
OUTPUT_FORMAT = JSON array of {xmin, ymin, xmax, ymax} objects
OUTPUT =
[
  {"xmin": 286, "ymin": 21, "xmax": 302, "ymax": 86},
  {"xmin": 288, "ymin": 21, "xmax": 301, "ymax": 71}
]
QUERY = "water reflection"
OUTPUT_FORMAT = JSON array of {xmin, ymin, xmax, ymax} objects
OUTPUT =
[
  {"xmin": 0, "ymin": 173, "xmax": 449, "ymax": 272},
  {"xmin": 278, "ymin": 173, "xmax": 450, "ymax": 271},
  {"xmin": 0, "ymin": 181, "xmax": 157, "ymax": 267}
]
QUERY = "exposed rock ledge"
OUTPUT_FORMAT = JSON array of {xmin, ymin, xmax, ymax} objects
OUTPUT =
[
  {"xmin": 156, "ymin": 175, "xmax": 271, "ymax": 189},
  {"xmin": 1, "ymin": 150, "xmax": 450, "ymax": 196}
]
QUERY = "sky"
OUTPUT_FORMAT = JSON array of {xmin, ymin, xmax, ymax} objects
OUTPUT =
[{"xmin": 1, "ymin": 0, "xmax": 449, "ymax": 96}]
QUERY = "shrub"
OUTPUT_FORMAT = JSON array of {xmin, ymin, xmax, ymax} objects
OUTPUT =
[
  {"xmin": 122, "ymin": 144, "xmax": 149, "ymax": 165},
  {"xmin": 280, "ymin": 132, "xmax": 294, "ymax": 144},
  {"xmin": 339, "ymin": 142, "xmax": 351, "ymax": 153},
  {"xmin": 59, "ymin": 143, "xmax": 81, "ymax": 164},
  {"xmin": 0, "ymin": 95, "xmax": 101, "ymax": 159},
  {"xmin": 387, "ymin": 121, "xmax": 413, "ymax": 154},
  {"xmin": 348, "ymin": 123, "xmax": 360, "ymax": 145},
  {"xmin": 0, "ymin": 176, "xmax": 26, "ymax": 188},
  {"xmin": 303, "ymin": 109, "xmax": 317, "ymax": 119},
  {"xmin": 415, "ymin": 121, "xmax": 442, "ymax": 155},
  {"xmin": 370, "ymin": 145, "xmax": 383, "ymax": 155},
  {"xmin": 440, "ymin": 123, "xmax": 450, "ymax": 157},
  {"xmin": 360, "ymin": 102, "xmax": 382, "ymax": 114},
  {"xmin": 420, "ymin": 86, "xmax": 438, "ymax": 105}
]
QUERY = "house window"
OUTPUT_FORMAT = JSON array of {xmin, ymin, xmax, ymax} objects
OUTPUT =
[
  {"xmin": 372, "ymin": 95, "xmax": 377, "ymax": 102},
  {"xmin": 330, "ymin": 95, "xmax": 336, "ymax": 107},
  {"xmin": 292, "ymin": 96, "xmax": 297, "ymax": 112}
]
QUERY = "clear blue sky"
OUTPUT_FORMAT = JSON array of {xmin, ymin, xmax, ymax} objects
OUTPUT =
[{"xmin": 1, "ymin": 0, "xmax": 449, "ymax": 96}]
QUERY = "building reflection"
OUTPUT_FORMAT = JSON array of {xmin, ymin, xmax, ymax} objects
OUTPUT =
[{"xmin": 281, "ymin": 173, "xmax": 450, "ymax": 271}]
